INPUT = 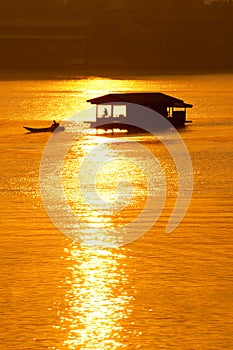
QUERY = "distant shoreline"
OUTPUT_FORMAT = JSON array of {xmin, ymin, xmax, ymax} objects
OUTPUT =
[{"xmin": 0, "ymin": 67, "xmax": 232, "ymax": 81}]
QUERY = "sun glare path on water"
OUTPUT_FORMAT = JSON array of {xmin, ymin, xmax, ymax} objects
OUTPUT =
[
  {"xmin": 62, "ymin": 135, "xmax": 150, "ymax": 247},
  {"xmin": 55, "ymin": 246, "xmax": 134, "ymax": 350}
]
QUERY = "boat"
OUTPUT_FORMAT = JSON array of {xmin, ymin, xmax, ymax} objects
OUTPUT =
[
  {"xmin": 86, "ymin": 93, "xmax": 193, "ymax": 134},
  {"xmin": 23, "ymin": 125, "xmax": 64, "ymax": 133}
]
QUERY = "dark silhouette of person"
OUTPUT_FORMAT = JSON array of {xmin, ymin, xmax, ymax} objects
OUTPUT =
[
  {"xmin": 102, "ymin": 108, "xmax": 108, "ymax": 117},
  {"xmin": 51, "ymin": 120, "xmax": 59, "ymax": 128}
]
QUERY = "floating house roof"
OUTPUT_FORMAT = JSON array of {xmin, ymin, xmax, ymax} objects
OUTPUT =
[{"xmin": 87, "ymin": 93, "xmax": 193, "ymax": 108}]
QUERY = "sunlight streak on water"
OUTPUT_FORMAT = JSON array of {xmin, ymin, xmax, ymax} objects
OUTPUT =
[
  {"xmin": 56, "ymin": 133, "xmax": 166, "ymax": 247},
  {"xmin": 56, "ymin": 246, "xmax": 133, "ymax": 350},
  {"xmin": 63, "ymin": 135, "xmax": 148, "ymax": 218}
]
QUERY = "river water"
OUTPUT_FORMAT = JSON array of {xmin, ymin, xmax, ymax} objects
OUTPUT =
[{"xmin": 0, "ymin": 74, "xmax": 233, "ymax": 349}]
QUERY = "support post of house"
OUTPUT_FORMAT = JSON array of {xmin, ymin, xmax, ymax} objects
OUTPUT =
[{"xmin": 96, "ymin": 104, "xmax": 98, "ymax": 119}]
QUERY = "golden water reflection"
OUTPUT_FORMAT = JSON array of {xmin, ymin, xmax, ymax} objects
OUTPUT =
[
  {"xmin": 59, "ymin": 246, "xmax": 133, "ymax": 349},
  {"xmin": 61, "ymin": 135, "xmax": 149, "ymax": 247}
]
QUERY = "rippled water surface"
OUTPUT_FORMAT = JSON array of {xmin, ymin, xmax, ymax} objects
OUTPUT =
[{"xmin": 0, "ymin": 74, "xmax": 233, "ymax": 349}]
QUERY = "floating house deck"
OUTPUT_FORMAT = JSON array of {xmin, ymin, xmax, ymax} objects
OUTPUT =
[{"xmin": 86, "ymin": 93, "xmax": 193, "ymax": 133}]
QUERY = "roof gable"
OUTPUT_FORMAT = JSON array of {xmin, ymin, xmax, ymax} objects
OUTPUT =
[{"xmin": 87, "ymin": 93, "xmax": 193, "ymax": 108}]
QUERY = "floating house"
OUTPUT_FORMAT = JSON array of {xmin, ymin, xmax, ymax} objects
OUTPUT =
[{"xmin": 86, "ymin": 93, "xmax": 193, "ymax": 133}]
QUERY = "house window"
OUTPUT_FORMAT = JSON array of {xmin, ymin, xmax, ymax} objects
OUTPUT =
[
  {"xmin": 97, "ymin": 105, "xmax": 126, "ymax": 118},
  {"xmin": 113, "ymin": 105, "xmax": 126, "ymax": 118},
  {"xmin": 98, "ymin": 105, "xmax": 112, "ymax": 118}
]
